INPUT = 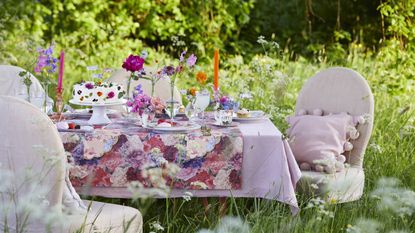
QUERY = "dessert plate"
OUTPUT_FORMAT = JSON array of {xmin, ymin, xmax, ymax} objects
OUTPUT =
[{"xmin": 233, "ymin": 110, "xmax": 268, "ymax": 121}]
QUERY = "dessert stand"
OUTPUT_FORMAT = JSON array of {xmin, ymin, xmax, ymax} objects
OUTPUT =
[{"xmin": 69, "ymin": 99, "xmax": 126, "ymax": 125}]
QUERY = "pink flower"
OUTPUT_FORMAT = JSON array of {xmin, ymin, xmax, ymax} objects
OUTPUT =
[
  {"xmin": 34, "ymin": 55, "xmax": 48, "ymax": 74},
  {"xmin": 186, "ymin": 54, "xmax": 197, "ymax": 67},
  {"xmin": 151, "ymin": 97, "xmax": 166, "ymax": 114},
  {"xmin": 122, "ymin": 54, "xmax": 145, "ymax": 72}
]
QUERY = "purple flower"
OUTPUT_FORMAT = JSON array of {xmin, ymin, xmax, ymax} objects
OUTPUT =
[
  {"xmin": 179, "ymin": 51, "xmax": 187, "ymax": 62},
  {"xmin": 34, "ymin": 55, "xmax": 47, "ymax": 74},
  {"xmin": 135, "ymin": 84, "xmax": 143, "ymax": 94},
  {"xmin": 107, "ymin": 91, "xmax": 115, "ymax": 99},
  {"xmin": 220, "ymin": 96, "xmax": 229, "ymax": 104},
  {"xmin": 34, "ymin": 44, "xmax": 57, "ymax": 74},
  {"xmin": 162, "ymin": 65, "xmax": 176, "ymax": 76},
  {"xmin": 85, "ymin": 83, "xmax": 94, "ymax": 89},
  {"xmin": 186, "ymin": 54, "xmax": 197, "ymax": 67},
  {"xmin": 122, "ymin": 54, "xmax": 145, "ymax": 72}
]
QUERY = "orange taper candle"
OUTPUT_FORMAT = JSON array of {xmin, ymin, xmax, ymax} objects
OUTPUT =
[{"xmin": 213, "ymin": 49, "xmax": 219, "ymax": 91}]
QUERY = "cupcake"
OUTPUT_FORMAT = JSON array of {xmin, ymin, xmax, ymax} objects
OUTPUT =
[{"xmin": 237, "ymin": 108, "xmax": 250, "ymax": 118}]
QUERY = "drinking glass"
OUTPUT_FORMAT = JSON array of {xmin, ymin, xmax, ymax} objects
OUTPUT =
[
  {"xmin": 194, "ymin": 90, "xmax": 210, "ymax": 119},
  {"xmin": 185, "ymin": 101, "xmax": 197, "ymax": 123}
]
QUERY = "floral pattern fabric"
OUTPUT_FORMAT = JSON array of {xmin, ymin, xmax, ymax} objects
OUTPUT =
[{"xmin": 60, "ymin": 124, "xmax": 243, "ymax": 190}]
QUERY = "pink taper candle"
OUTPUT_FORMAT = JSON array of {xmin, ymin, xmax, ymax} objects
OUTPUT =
[{"xmin": 57, "ymin": 50, "xmax": 64, "ymax": 93}]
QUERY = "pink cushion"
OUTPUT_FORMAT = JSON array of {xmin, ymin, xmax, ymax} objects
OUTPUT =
[{"xmin": 287, "ymin": 113, "xmax": 355, "ymax": 172}]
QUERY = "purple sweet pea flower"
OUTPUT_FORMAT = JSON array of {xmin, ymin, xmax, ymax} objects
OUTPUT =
[
  {"xmin": 34, "ymin": 55, "xmax": 48, "ymax": 74},
  {"xmin": 220, "ymin": 96, "xmax": 229, "ymax": 104},
  {"xmin": 162, "ymin": 65, "xmax": 176, "ymax": 76},
  {"xmin": 135, "ymin": 84, "xmax": 143, "ymax": 95},
  {"xmin": 179, "ymin": 50, "xmax": 187, "ymax": 62},
  {"xmin": 186, "ymin": 54, "xmax": 197, "ymax": 67},
  {"xmin": 122, "ymin": 54, "xmax": 145, "ymax": 72},
  {"xmin": 175, "ymin": 65, "xmax": 184, "ymax": 73}
]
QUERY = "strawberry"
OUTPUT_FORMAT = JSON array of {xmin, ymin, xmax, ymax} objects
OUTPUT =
[{"xmin": 68, "ymin": 122, "xmax": 75, "ymax": 129}]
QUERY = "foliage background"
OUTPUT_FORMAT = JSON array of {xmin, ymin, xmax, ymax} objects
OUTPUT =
[{"xmin": 1, "ymin": 0, "xmax": 415, "ymax": 232}]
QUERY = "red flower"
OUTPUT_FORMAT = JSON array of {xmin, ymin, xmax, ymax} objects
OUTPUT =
[{"xmin": 122, "ymin": 54, "xmax": 145, "ymax": 72}]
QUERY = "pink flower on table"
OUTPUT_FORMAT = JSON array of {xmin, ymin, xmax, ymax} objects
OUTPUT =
[
  {"xmin": 204, "ymin": 161, "xmax": 226, "ymax": 175},
  {"xmin": 150, "ymin": 97, "xmax": 166, "ymax": 114},
  {"xmin": 107, "ymin": 91, "xmax": 115, "ymax": 99},
  {"xmin": 122, "ymin": 54, "xmax": 145, "ymax": 72}
]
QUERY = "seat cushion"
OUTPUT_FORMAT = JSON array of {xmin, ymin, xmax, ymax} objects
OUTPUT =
[
  {"xmin": 297, "ymin": 167, "xmax": 365, "ymax": 203},
  {"xmin": 66, "ymin": 200, "xmax": 143, "ymax": 233}
]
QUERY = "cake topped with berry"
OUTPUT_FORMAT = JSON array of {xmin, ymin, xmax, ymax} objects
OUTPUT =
[{"xmin": 72, "ymin": 81, "xmax": 125, "ymax": 104}]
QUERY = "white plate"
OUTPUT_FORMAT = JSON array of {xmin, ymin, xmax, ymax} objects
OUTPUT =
[
  {"xmin": 144, "ymin": 123, "xmax": 201, "ymax": 132},
  {"xmin": 211, "ymin": 122, "xmax": 240, "ymax": 127},
  {"xmin": 233, "ymin": 110, "xmax": 268, "ymax": 121}
]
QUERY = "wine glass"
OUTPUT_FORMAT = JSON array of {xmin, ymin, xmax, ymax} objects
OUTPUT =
[
  {"xmin": 185, "ymin": 101, "xmax": 197, "ymax": 124},
  {"xmin": 194, "ymin": 91, "xmax": 210, "ymax": 120}
]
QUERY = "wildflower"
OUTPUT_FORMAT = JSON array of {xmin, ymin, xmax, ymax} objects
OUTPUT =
[
  {"xmin": 257, "ymin": 35, "xmax": 267, "ymax": 45},
  {"xmin": 182, "ymin": 191, "xmax": 193, "ymax": 202},
  {"xmin": 196, "ymin": 71, "xmax": 207, "ymax": 84},
  {"xmin": 150, "ymin": 221, "xmax": 165, "ymax": 232},
  {"xmin": 162, "ymin": 65, "xmax": 176, "ymax": 76},
  {"xmin": 179, "ymin": 50, "xmax": 187, "ymax": 62},
  {"xmin": 186, "ymin": 54, "xmax": 197, "ymax": 67}
]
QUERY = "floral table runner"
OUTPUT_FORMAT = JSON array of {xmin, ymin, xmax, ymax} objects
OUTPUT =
[{"xmin": 60, "ymin": 122, "xmax": 243, "ymax": 190}]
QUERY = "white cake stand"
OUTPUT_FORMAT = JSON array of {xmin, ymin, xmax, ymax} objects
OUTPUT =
[{"xmin": 69, "ymin": 99, "xmax": 126, "ymax": 125}]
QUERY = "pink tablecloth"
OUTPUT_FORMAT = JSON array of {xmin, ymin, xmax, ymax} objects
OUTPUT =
[{"xmin": 62, "ymin": 119, "xmax": 301, "ymax": 214}]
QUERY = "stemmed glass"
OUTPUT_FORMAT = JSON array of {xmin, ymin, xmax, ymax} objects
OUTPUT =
[
  {"xmin": 165, "ymin": 100, "xmax": 181, "ymax": 121},
  {"xmin": 193, "ymin": 90, "xmax": 210, "ymax": 121}
]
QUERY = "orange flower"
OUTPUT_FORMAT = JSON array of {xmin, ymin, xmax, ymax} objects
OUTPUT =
[
  {"xmin": 196, "ymin": 71, "xmax": 207, "ymax": 85},
  {"xmin": 188, "ymin": 87, "xmax": 197, "ymax": 96},
  {"xmin": 97, "ymin": 91, "xmax": 103, "ymax": 97}
]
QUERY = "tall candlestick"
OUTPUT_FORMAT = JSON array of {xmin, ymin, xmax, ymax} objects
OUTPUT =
[
  {"xmin": 213, "ymin": 49, "xmax": 219, "ymax": 91},
  {"xmin": 58, "ymin": 50, "xmax": 64, "ymax": 93}
]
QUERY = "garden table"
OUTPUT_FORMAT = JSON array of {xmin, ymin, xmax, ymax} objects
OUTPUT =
[{"xmin": 59, "ymin": 116, "xmax": 301, "ymax": 214}]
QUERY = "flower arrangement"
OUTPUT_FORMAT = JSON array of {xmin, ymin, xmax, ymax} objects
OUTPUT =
[
  {"xmin": 216, "ymin": 95, "xmax": 238, "ymax": 111},
  {"xmin": 161, "ymin": 50, "xmax": 198, "ymax": 119},
  {"xmin": 34, "ymin": 43, "xmax": 58, "ymax": 113},
  {"xmin": 126, "ymin": 84, "xmax": 165, "ymax": 115}
]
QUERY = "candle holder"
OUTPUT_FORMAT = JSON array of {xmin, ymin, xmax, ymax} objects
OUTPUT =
[{"xmin": 53, "ymin": 88, "xmax": 64, "ymax": 122}]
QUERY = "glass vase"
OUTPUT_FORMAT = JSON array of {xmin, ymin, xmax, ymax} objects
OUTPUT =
[{"xmin": 41, "ymin": 82, "xmax": 50, "ymax": 114}]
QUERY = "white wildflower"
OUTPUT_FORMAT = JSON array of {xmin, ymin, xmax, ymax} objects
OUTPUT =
[
  {"xmin": 257, "ymin": 35, "xmax": 267, "ymax": 45},
  {"xmin": 182, "ymin": 191, "xmax": 193, "ymax": 202},
  {"xmin": 150, "ymin": 221, "xmax": 165, "ymax": 232}
]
